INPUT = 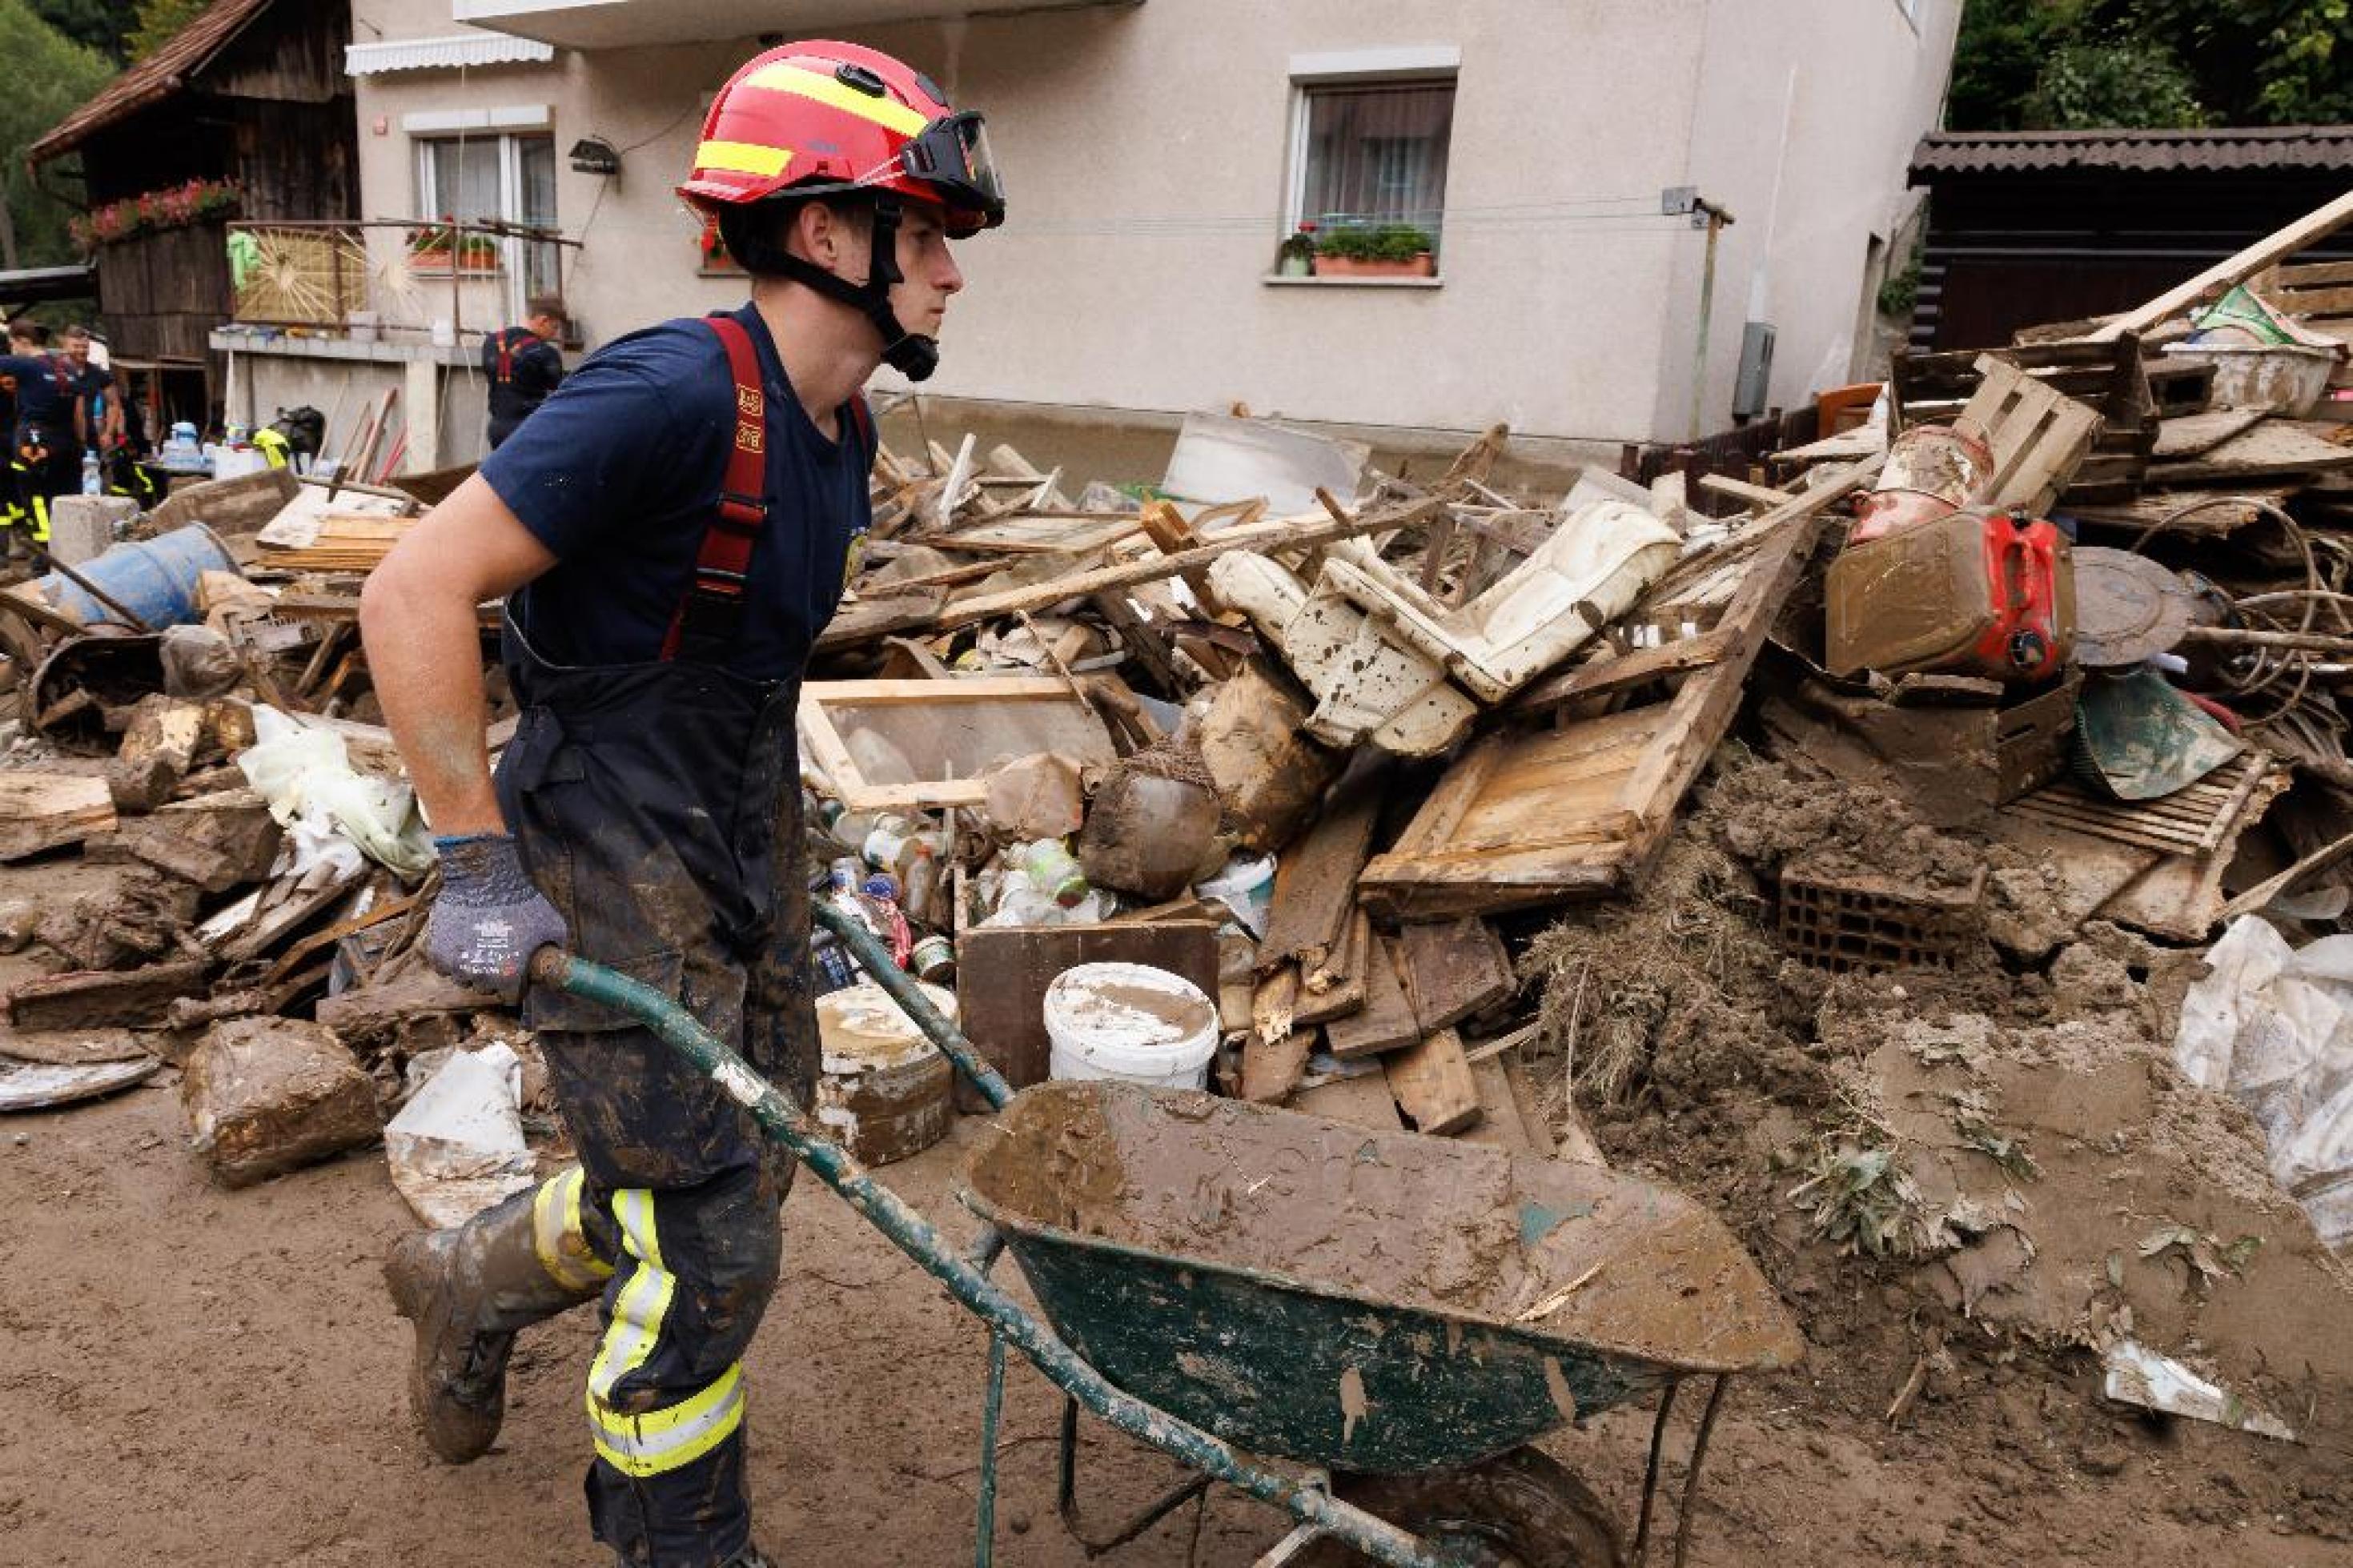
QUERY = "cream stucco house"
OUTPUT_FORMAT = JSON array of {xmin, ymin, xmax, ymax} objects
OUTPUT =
[{"xmin": 219, "ymin": 0, "xmax": 1959, "ymax": 475}]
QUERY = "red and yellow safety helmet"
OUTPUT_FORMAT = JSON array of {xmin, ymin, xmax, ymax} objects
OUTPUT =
[{"xmin": 678, "ymin": 41, "xmax": 1005, "ymax": 238}]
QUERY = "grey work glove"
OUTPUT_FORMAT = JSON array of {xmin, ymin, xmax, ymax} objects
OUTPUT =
[{"xmin": 425, "ymin": 833, "xmax": 567, "ymax": 1003}]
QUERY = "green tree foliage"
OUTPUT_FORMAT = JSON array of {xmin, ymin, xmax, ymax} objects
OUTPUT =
[
  {"xmin": 2019, "ymin": 40, "xmax": 2209, "ymax": 126},
  {"xmin": 30, "ymin": 0, "xmax": 137, "ymax": 59},
  {"xmin": 1949, "ymin": 0, "xmax": 2353, "ymax": 130},
  {"xmin": 0, "ymin": 0, "xmax": 113, "ymax": 268},
  {"xmin": 124, "ymin": 0, "xmax": 203, "ymax": 60}
]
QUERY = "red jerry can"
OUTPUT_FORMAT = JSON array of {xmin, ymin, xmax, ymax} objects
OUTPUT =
[{"xmin": 1825, "ymin": 508, "xmax": 2074, "ymax": 681}]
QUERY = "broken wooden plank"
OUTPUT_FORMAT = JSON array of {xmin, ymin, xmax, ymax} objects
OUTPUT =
[
  {"xmin": 1324, "ymin": 932, "xmax": 1421, "ymax": 1060},
  {"xmin": 1290, "ymin": 1066, "xmax": 1405, "ymax": 1133},
  {"xmin": 1383, "ymin": 1026, "xmax": 1482, "ymax": 1134},
  {"xmin": 2151, "ymin": 407, "xmax": 2269, "ymax": 460},
  {"xmin": 8, "ymin": 959, "xmax": 210, "ymax": 1030},
  {"xmin": 1295, "ymin": 907, "xmax": 1371, "ymax": 1025},
  {"xmin": 1393, "ymin": 916, "xmax": 1516, "ymax": 1031},
  {"xmin": 1243, "ymin": 977, "xmax": 1315, "ymax": 1104},
  {"xmin": 2146, "ymin": 420, "xmax": 2353, "ymax": 484},
  {"xmin": 935, "ymin": 496, "xmax": 1444, "ymax": 630},
  {"xmin": 0, "ymin": 772, "xmax": 115, "ymax": 861},
  {"xmin": 217, "ymin": 867, "xmax": 367, "ymax": 965},
  {"xmin": 1258, "ymin": 761, "xmax": 1385, "ymax": 973}
]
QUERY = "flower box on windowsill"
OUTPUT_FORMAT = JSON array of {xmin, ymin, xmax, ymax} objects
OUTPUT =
[
  {"xmin": 409, "ymin": 250, "xmax": 502, "ymax": 277},
  {"xmin": 1313, "ymin": 253, "xmax": 1435, "ymax": 279}
]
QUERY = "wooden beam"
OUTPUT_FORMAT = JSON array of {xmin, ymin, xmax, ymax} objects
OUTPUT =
[
  {"xmin": 2088, "ymin": 190, "xmax": 2353, "ymax": 343},
  {"xmin": 934, "ymin": 497, "xmax": 1444, "ymax": 630}
]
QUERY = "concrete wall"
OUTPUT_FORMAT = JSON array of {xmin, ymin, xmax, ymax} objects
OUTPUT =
[
  {"xmin": 345, "ymin": 0, "xmax": 1956, "ymax": 448},
  {"xmin": 226, "ymin": 342, "xmax": 488, "ymax": 471},
  {"xmin": 1663, "ymin": 0, "xmax": 1961, "ymax": 438}
]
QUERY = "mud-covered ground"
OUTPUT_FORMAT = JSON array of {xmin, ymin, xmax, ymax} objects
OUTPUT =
[{"xmin": 5, "ymin": 757, "xmax": 2352, "ymax": 1565}]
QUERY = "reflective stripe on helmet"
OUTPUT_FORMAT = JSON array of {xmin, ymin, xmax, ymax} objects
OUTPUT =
[
  {"xmin": 694, "ymin": 138, "xmax": 795, "ymax": 179},
  {"xmin": 585, "ymin": 1189, "xmax": 673, "ymax": 1404},
  {"xmin": 742, "ymin": 62, "xmax": 930, "ymax": 135},
  {"xmin": 587, "ymin": 1362, "xmax": 745, "ymax": 1478},
  {"xmin": 531, "ymin": 1167, "xmax": 613, "ymax": 1293}
]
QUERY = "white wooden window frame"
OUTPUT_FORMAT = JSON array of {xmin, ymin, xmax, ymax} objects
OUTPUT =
[
  {"xmin": 412, "ymin": 122, "xmax": 556, "ymax": 320},
  {"xmin": 1280, "ymin": 48, "xmax": 1460, "ymax": 275}
]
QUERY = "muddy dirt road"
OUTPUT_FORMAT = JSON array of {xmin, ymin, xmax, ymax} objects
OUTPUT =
[{"xmin": 4, "ymin": 1055, "xmax": 2343, "ymax": 1567}]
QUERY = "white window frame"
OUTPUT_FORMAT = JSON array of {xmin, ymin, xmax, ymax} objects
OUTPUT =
[
  {"xmin": 1281, "ymin": 48, "xmax": 1460, "ymax": 274},
  {"xmin": 412, "ymin": 120, "xmax": 558, "ymax": 320}
]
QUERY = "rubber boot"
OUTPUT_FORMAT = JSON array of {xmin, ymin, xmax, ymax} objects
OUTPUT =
[{"xmin": 384, "ymin": 1185, "xmax": 600, "ymax": 1463}]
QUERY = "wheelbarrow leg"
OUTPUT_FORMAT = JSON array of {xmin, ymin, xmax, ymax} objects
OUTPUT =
[
  {"xmin": 976, "ymin": 1330, "xmax": 1008, "ymax": 1568},
  {"xmin": 1631, "ymin": 1374, "xmax": 1731, "ymax": 1568},
  {"xmin": 1057, "ymin": 1394, "xmax": 1215, "ymax": 1556}
]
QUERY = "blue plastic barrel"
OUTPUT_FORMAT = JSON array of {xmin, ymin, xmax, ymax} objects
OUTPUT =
[{"xmin": 36, "ymin": 525, "xmax": 237, "ymax": 629}]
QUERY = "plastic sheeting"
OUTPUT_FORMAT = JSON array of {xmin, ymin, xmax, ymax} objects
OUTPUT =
[
  {"xmin": 2174, "ymin": 915, "xmax": 2353, "ymax": 1249},
  {"xmin": 236, "ymin": 704, "xmax": 432, "ymax": 880}
]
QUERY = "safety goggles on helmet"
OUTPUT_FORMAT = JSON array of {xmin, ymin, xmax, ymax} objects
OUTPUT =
[{"xmin": 861, "ymin": 111, "xmax": 1004, "ymax": 235}]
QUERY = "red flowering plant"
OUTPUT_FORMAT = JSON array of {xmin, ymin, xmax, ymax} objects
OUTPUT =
[{"xmin": 69, "ymin": 178, "xmax": 241, "ymax": 253}]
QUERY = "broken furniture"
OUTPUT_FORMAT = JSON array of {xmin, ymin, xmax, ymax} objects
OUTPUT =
[{"xmin": 1209, "ymin": 483, "xmax": 1681, "ymax": 756}]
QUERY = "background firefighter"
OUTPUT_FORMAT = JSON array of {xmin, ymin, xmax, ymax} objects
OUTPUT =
[{"xmin": 357, "ymin": 39, "xmax": 1003, "ymax": 1568}]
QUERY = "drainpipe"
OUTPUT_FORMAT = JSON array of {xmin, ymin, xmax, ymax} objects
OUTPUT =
[{"xmin": 1663, "ymin": 188, "xmax": 1737, "ymax": 440}]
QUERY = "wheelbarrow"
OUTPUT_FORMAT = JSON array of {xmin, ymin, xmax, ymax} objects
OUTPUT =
[{"xmin": 527, "ymin": 903, "xmax": 1804, "ymax": 1567}]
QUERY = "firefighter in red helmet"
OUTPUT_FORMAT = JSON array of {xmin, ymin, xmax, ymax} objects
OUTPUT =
[{"xmin": 362, "ymin": 41, "xmax": 1002, "ymax": 1567}]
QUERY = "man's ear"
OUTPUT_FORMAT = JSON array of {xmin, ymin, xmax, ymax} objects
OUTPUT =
[{"xmin": 791, "ymin": 199, "xmax": 837, "ymax": 266}]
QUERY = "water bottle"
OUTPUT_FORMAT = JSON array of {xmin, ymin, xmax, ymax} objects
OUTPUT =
[{"xmin": 79, "ymin": 449, "xmax": 100, "ymax": 495}]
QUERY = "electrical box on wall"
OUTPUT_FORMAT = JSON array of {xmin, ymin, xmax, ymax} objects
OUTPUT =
[{"xmin": 1733, "ymin": 322, "xmax": 1777, "ymax": 421}]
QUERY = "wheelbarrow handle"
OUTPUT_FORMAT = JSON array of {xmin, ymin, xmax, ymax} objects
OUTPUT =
[
  {"xmin": 809, "ymin": 900, "xmax": 1014, "ymax": 1110},
  {"xmin": 524, "ymin": 907, "xmax": 1015, "ymax": 1113}
]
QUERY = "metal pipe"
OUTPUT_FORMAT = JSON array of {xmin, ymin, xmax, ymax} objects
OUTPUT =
[
  {"xmin": 1688, "ymin": 211, "xmax": 1724, "ymax": 442},
  {"xmin": 528, "ymin": 948, "xmax": 1466, "ymax": 1568}
]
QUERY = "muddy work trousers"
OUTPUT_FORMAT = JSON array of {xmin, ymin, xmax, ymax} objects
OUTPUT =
[{"xmin": 496, "ymin": 628, "xmax": 817, "ymax": 1567}]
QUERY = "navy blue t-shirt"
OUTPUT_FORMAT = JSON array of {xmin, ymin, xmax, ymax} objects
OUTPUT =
[
  {"xmin": 0, "ymin": 354, "xmax": 80, "ymax": 429},
  {"xmin": 481, "ymin": 303, "xmax": 872, "ymax": 681}
]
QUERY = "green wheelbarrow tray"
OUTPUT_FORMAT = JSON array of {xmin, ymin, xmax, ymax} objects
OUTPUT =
[{"xmin": 962, "ymin": 1081, "xmax": 1803, "ymax": 1475}]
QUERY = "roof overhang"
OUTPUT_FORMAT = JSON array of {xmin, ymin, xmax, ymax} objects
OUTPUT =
[
  {"xmin": 453, "ymin": 0, "xmax": 1137, "ymax": 50},
  {"xmin": 1913, "ymin": 126, "xmax": 2353, "ymax": 179},
  {"xmin": 347, "ymin": 34, "xmax": 556, "ymax": 76}
]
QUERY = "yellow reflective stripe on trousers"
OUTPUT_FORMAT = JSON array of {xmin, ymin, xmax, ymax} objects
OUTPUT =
[
  {"xmin": 532, "ymin": 1167, "xmax": 613, "ymax": 1293},
  {"xmin": 586, "ymin": 1189, "xmax": 673, "ymax": 1405},
  {"xmin": 695, "ymin": 138, "xmax": 793, "ymax": 178},
  {"xmin": 587, "ymin": 1362, "xmax": 746, "ymax": 1478},
  {"xmin": 742, "ymin": 63, "xmax": 930, "ymax": 135}
]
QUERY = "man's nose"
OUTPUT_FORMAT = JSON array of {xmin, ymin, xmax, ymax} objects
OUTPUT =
[{"xmin": 937, "ymin": 247, "xmax": 965, "ymax": 295}]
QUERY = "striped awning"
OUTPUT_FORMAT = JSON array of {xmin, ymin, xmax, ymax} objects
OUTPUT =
[{"xmin": 346, "ymin": 34, "xmax": 556, "ymax": 75}]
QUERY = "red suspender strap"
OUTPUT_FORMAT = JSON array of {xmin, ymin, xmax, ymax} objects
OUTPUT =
[
  {"xmin": 659, "ymin": 315, "xmax": 769, "ymax": 660},
  {"xmin": 496, "ymin": 331, "xmax": 513, "ymax": 383}
]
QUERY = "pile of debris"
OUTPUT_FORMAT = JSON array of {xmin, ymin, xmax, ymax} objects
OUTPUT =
[{"xmin": 0, "ymin": 190, "xmax": 2351, "ymax": 1511}]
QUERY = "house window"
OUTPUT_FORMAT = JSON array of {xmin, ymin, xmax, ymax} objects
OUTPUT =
[
  {"xmin": 1287, "ymin": 75, "xmax": 1455, "ymax": 272},
  {"xmin": 416, "ymin": 132, "xmax": 560, "ymax": 311}
]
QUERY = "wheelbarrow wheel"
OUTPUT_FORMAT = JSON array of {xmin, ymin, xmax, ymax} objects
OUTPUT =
[{"xmin": 1295, "ymin": 1448, "xmax": 1625, "ymax": 1568}]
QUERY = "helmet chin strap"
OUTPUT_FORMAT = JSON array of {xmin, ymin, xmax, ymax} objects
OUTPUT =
[{"xmin": 723, "ymin": 195, "xmax": 941, "ymax": 382}]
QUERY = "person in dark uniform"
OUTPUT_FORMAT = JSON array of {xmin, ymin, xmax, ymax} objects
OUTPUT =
[
  {"xmin": 359, "ymin": 39, "xmax": 1001, "ymax": 1568},
  {"xmin": 0, "ymin": 323, "xmax": 87, "ymax": 548},
  {"xmin": 0, "ymin": 319, "xmax": 35, "ymax": 551},
  {"xmin": 481, "ymin": 295, "xmax": 568, "ymax": 449}
]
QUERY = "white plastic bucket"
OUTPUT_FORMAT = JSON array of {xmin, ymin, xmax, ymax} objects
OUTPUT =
[{"xmin": 1044, "ymin": 962, "xmax": 1220, "ymax": 1089}]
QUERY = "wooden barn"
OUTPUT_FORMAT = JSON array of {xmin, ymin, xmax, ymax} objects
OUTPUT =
[
  {"xmin": 1906, "ymin": 126, "xmax": 2353, "ymax": 353},
  {"xmin": 27, "ymin": 0, "xmax": 359, "ymax": 424}
]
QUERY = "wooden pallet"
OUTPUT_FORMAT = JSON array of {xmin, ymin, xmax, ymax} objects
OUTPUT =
[
  {"xmin": 2007, "ymin": 752, "xmax": 2273, "ymax": 856},
  {"xmin": 1892, "ymin": 339, "xmax": 2152, "ymax": 503},
  {"xmin": 2253, "ymin": 258, "xmax": 2353, "ymax": 390}
]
